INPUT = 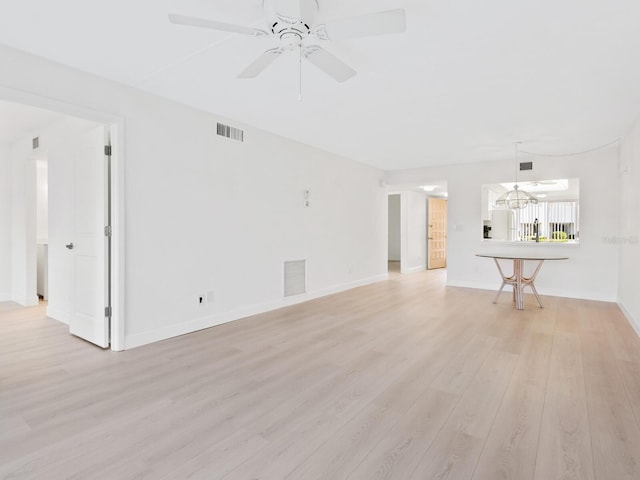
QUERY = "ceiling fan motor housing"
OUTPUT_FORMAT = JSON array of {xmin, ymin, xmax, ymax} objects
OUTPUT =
[{"xmin": 272, "ymin": 16, "xmax": 311, "ymax": 48}]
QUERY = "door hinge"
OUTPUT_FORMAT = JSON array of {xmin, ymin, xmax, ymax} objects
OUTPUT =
[
  {"xmin": 104, "ymin": 145, "xmax": 112, "ymax": 156},
  {"xmin": 104, "ymin": 225, "xmax": 112, "ymax": 237},
  {"xmin": 105, "ymin": 306, "xmax": 112, "ymax": 318}
]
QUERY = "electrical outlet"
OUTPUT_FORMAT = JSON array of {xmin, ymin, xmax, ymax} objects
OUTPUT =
[{"xmin": 198, "ymin": 291, "xmax": 214, "ymax": 305}]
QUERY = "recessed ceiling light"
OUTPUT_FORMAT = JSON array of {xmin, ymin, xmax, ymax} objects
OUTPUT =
[{"xmin": 422, "ymin": 185, "xmax": 437, "ymax": 192}]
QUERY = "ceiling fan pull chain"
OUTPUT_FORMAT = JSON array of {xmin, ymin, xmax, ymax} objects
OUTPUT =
[{"xmin": 299, "ymin": 43, "xmax": 303, "ymax": 101}]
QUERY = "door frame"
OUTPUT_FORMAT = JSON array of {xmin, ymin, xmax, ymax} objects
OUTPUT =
[{"xmin": 0, "ymin": 85, "xmax": 126, "ymax": 351}]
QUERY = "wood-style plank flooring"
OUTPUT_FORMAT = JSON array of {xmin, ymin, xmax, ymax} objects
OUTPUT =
[{"xmin": 1, "ymin": 268, "xmax": 640, "ymax": 480}]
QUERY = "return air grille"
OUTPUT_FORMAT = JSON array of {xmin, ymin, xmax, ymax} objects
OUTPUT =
[
  {"xmin": 217, "ymin": 122, "xmax": 244, "ymax": 142},
  {"xmin": 520, "ymin": 161, "xmax": 533, "ymax": 171},
  {"xmin": 284, "ymin": 260, "xmax": 306, "ymax": 297}
]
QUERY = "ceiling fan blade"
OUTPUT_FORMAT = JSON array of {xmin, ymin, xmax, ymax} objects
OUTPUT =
[
  {"xmin": 238, "ymin": 48, "xmax": 284, "ymax": 78},
  {"xmin": 168, "ymin": 13, "xmax": 268, "ymax": 36},
  {"xmin": 304, "ymin": 46, "xmax": 356, "ymax": 83},
  {"xmin": 321, "ymin": 9, "xmax": 406, "ymax": 40}
]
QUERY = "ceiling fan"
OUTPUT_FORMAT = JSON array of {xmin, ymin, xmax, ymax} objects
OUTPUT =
[
  {"xmin": 168, "ymin": 0, "xmax": 407, "ymax": 83},
  {"xmin": 525, "ymin": 181, "xmax": 558, "ymax": 186}
]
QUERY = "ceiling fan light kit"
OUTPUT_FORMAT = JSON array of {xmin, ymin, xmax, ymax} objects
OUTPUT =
[{"xmin": 169, "ymin": 1, "xmax": 406, "ymax": 84}]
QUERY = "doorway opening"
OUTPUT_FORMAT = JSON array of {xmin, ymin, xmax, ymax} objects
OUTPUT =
[
  {"xmin": 387, "ymin": 194, "xmax": 401, "ymax": 273},
  {"xmin": 386, "ymin": 181, "xmax": 448, "ymax": 275},
  {"xmin": 0, "ymin": 94, "xmax": 123, "ymax": 350},
  {"xmin": 35, "ymin": 151, "xmax": 48, "ymax": 305}
]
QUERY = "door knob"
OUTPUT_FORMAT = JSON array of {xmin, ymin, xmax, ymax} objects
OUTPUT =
[{"xmin": 65, "ymin": 243, "xmax": 74, "ymax": 250}]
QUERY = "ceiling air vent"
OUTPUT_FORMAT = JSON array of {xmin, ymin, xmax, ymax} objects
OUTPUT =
[
  {"xmin": 284, "ymin": 260, "xmax": 306, "ymax": 297},
  {"xmin": 32, "ymin": 137, "xmax": 40, "ymax": 150},
  {"xmin": 217, "ymin": 122, "xmax": 244, "ymax": 142}
]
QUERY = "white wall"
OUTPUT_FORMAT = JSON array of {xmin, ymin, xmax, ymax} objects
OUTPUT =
[
  {"xmin": 9, "ymin": 139, "xmax": 38, "ymax": 306},
  {"xmin": 36, "ymin": 160, "xmax": 48, "ymax": 243},
  {"xmin": 388, "ymin": 194, "xmax": 401, "ymax": 261},
  {"xmin": 0, "ymin": 145, "xmax": 11, "ymax": 300},
  {"xmin": 400, "ymin": 191, "xmax": 427, "ymax": 274},
  {"xmin": 0, "ymin": 44, "xmax": 388, "ymax": 348},
  {"xmin": 619, "ymin": 118, "xmax": 640, "ymax": 335},
  {"xmin": 387, "ymin": 147, "xmax": 620, "ymax": 301}
]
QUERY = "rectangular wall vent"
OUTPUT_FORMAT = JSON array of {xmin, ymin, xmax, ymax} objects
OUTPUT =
[
  {"xmin": 217, "ymin": 122, "xmax": 244, "ymax": 142},
  {"xmin": 284, "ymin": 260, "xmax": 306, "ymax": 297},
  {"xmin": 32, "ymin": 137, "xmax": 39, "ymax": 150},
  {"xmin": 520, "ymin": 161, "xmax": 533, "ymax": 171}
]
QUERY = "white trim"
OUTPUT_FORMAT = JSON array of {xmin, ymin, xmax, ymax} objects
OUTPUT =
[
  {"xmin": 46, "ymin": 306, "xmax": 70, "ymax": 325},
  {"xmin": 446, "ymin": 279, "xmax": 617, "ymax": 303},
  {"xmin": 402, "ymin": 265, "xmax": 426, "ymax": 274},
  {"xmin": 10, "ymin": 295, "xmax": 39, "ymax": 307},
  {"xmin": 109, "ymin": 122, "xmax": 126, "ymax": 351},
  {"xmin": 0, "ymin": 293, "xmax": 10, "ymax": 302},
  {"xmin": 479, "ymin": 240, "xmax": 581, "ymax": 247},
  {"xmin": 0, "ymin": 85, "xmax": 126, "ymax": 352},
  {"xmin": 125, "ymin": 273, "xmax": 389, "ymax": 350},
  {"xmin": 617, "ymin": 299, "xmax": 640, "ymax": 338}
]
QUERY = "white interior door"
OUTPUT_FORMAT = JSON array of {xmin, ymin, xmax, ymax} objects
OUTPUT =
[{"xmin": 68, "ymin": 126, "xmax": 109, "ymax": 348}]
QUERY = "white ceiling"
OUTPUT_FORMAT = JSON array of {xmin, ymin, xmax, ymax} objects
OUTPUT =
[{"xmin": 1, "ymin": 0, "xmax": 640, "ymax": 169}]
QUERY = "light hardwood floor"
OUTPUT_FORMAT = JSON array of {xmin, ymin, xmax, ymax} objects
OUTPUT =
[{"xmin": 1, "ymin": 270, "xmax": 640, "ymax": 480}]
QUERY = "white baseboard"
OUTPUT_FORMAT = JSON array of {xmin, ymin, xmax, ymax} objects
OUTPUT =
[
  {"xmin": 125, "ymin": 273, "xmax": 389, "ymax": 350},
  {"xmin": 11, "ymin": 295, "xmax": 39, "ymax": 307},
  {"xmin": 446, "ymin": 280, "xmax": 617, "ymax": 303},
  {"xmin": 309, "ymin": 274, "xmax": 389, "ymax": 299},
  {"xmin": 46, "ymin": 306, "xmax": 70, "ymax": 325},
  {"xmin": 402, "ymin": 265, "xmax": 426, "ymax": 274},
  {"xmin": 617, "ymin": 299, "xmax": 640, "ymax": 338},
  {"xmin": 0, "ymin": 292, "xmax": 10, "ymax": 302}
]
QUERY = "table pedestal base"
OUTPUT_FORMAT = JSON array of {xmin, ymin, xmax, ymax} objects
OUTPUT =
[{"xmin": 492, "ymin": 258, "xmax": 545, "ymax": 310}]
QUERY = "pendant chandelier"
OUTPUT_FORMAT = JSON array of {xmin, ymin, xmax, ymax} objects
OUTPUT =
[{"xmin": 495, "ymin": 142, "xmax": 538, "ymax": 209}]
